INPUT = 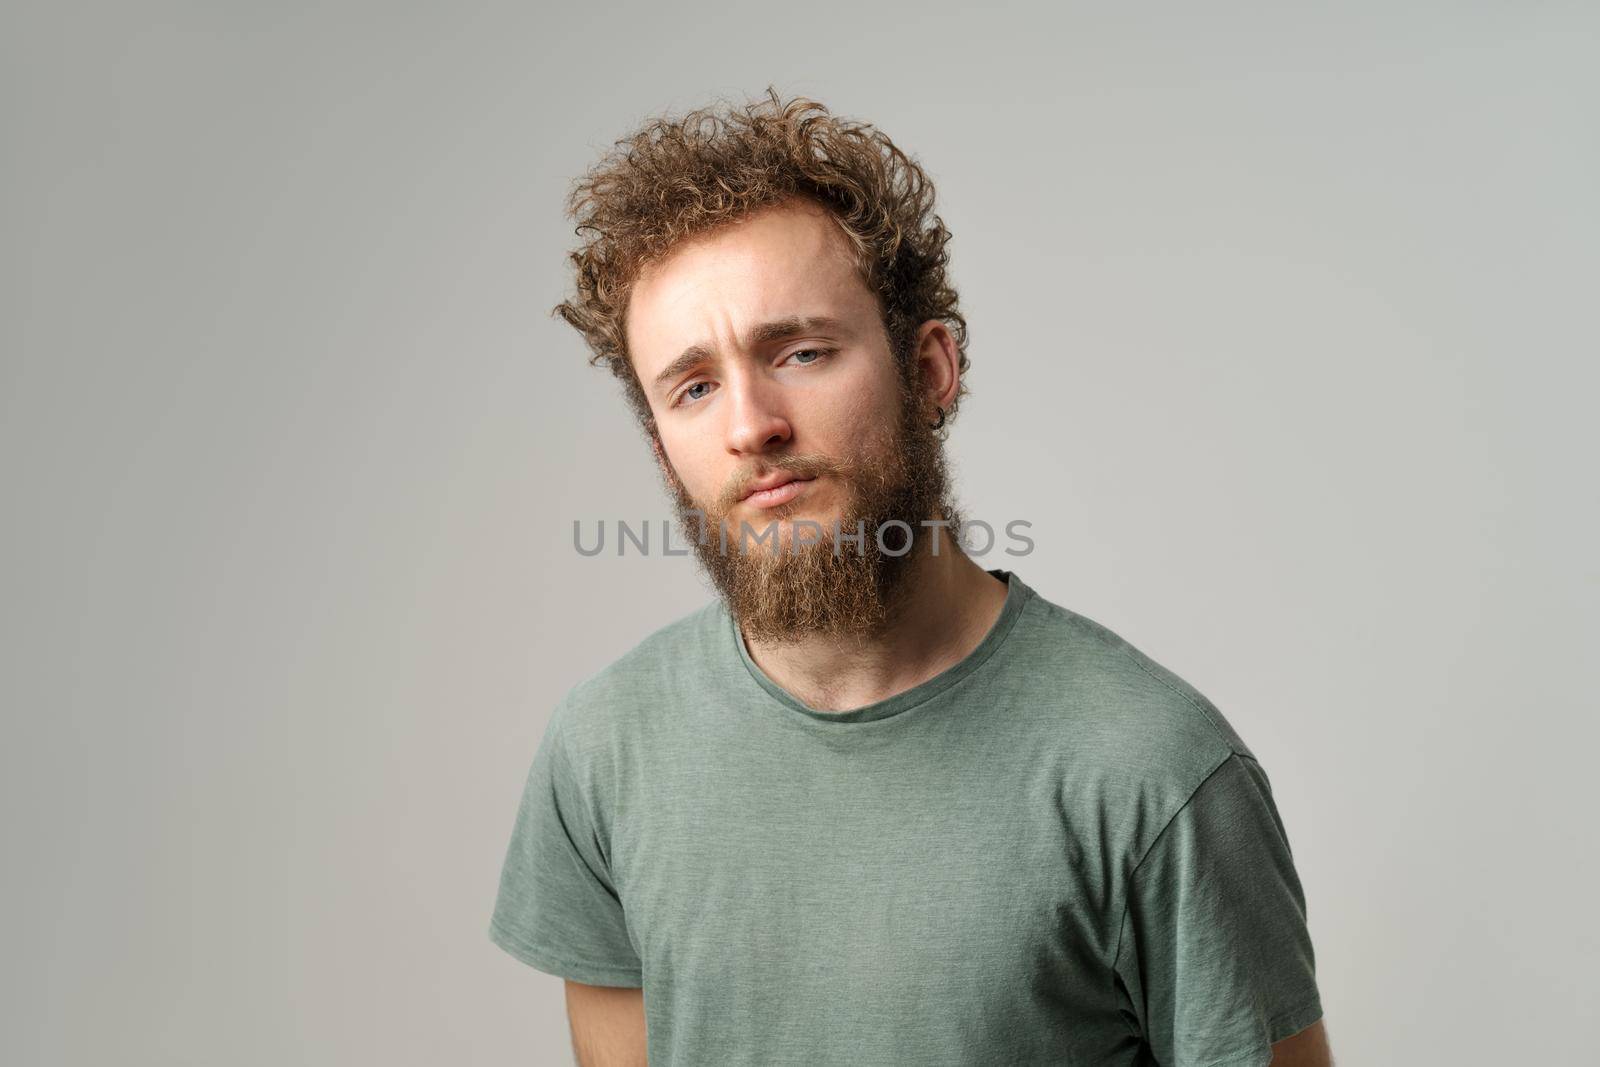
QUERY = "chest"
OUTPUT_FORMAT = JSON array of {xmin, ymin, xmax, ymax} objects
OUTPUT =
[{"xmin": 610, "ymin": 731, "xmax": 1126, "ymax": 1038}]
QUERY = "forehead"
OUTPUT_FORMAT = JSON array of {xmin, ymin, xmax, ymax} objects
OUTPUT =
[{"xmin": 624, "ymin": 200, "xmax": 876, "ymax": 370}]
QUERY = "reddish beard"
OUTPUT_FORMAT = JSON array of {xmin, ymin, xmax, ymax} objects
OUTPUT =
[{"xmin": 658, "ymin": 378, "xmax": 959, "ymax": 644}]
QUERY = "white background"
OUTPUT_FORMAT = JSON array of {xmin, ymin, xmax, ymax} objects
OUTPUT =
[{"xmin": 5, "ymin": 1, "xmax": 1596, "ymax": 1063}]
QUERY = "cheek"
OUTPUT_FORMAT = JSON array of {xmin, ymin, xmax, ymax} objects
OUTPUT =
[
  {"xmin": 661, "ymin": 434, "xmax": 724, "ymax": 500},
  {"xmin": 809, "ymin": 361, "xmax": 899, "ymax": 439}
]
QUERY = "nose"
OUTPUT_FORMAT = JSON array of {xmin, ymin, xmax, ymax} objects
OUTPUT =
[{"xmin": 723, "ymin": 371, "xmax": 792, "ymax": 456}]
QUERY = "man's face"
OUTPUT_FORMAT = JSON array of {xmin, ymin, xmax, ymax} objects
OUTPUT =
[{"xmin": 624, "ymin": 198, "xmax": 954, "ymax": 642}]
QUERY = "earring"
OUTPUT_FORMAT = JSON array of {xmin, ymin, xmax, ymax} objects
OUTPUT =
[{"xmin": 931, "ymin": 406, "xmax": 946, "ymax": 431}]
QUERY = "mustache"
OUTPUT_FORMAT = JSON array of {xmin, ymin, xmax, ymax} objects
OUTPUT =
[{"xmin": 716, "ymin": 454, "xmax": 851, "ymax": 513}]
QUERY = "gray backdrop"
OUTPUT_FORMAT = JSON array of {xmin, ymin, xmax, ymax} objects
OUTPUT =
[{"xmin": 5, "ymin": 2, "xmax": 1596, "ymax": 1064}]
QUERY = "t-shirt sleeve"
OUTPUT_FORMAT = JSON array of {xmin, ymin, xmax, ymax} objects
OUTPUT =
[
  {"xmin": 488, "ymin": 706, "xmax": 644, "ymax": 987},
  {"xmin": 1112, "ymin": 751, "xmax": 1323, "ymax": 1067}
]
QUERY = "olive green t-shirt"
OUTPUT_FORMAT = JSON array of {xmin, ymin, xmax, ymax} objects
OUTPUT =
[{"xmin": 489, "ymin": 570, "xmax": 1323, "ymax": 1066}]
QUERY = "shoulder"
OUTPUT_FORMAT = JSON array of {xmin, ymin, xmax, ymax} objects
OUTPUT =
[
  {"xmin": 550, "ymin": 596, "xmax": 730, "ymax": 758},
  {"xmin": 1015, "ymin": 587, "xmax": 1255, "ymax": 762},
  {"xmin": 1008, "ymin": 583, "xmax": 1261, "ymax": 853}
]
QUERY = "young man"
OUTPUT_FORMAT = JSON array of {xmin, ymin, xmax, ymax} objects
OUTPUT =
[{"xmin": 490, "ymin": 88, "xmax": 1333, "ymax": 1067}]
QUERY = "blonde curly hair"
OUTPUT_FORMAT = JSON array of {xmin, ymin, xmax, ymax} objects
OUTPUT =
[{"xmin": 552, "ymin": 86, "xmax": 971, "ymax": 435}]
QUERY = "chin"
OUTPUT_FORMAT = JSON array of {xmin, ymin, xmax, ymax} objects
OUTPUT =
[{"xmin": 727, "ymin": 505, "xmax": 841, "ymax": 552}]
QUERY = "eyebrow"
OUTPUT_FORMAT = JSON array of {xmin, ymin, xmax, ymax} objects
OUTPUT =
[{"xmin": 650, "ymin": 315, "xmax": 848, "ymax": 393}]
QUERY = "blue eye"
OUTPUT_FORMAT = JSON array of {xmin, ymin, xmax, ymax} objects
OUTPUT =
[
  {"xmin": 787, "ymin": 347, "xmax": 835, "ymax": 365},
  {"xmin": 682, "ymin": 381, "xmax": 713, "ymax": 403}
]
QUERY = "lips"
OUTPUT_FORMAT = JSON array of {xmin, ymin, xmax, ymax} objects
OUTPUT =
[
  {"xmin": 739, "ymin": 472, "xmax": 816, "ymax": 509},
  {"xmin": 740, "ymin": 472, "xmax": 808, "ymax": 500}
]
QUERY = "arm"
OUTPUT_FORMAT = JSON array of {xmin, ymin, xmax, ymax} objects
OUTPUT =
[
  {"xmin": 1112, "ymin": 753, "xmax": 1327, "ymax": 1065},
  {"xmin": 564, "ymin": 980, "xmax": 647, "ymax": 1067},
  {"xmin": 1270, "ymin": 1017, "xmax": 1333, "ymax": 1066}
]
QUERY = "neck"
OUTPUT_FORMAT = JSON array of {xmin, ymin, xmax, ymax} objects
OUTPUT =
[{"xmin": 738, "ymin": 539, "xmax": 1011, "ymax": 713}]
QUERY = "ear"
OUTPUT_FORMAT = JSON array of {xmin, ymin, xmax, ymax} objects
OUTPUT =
[{"xmin": 911, "ymin": 319, "xmax": 962, "ymax": 415}]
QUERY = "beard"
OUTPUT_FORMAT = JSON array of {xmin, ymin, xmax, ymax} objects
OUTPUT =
[{"xmin": 659, "ymin": 371, "xmax": 960, "ymax": 645}]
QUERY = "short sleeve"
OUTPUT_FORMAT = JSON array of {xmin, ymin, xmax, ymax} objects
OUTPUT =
[
  {"xmin": 1113, "ymin": 752, "xmax": 1323, "ymax": 1067},
  {"xmin": 488, "ymin": 707, "xmax": 644, "ymax": 987}
]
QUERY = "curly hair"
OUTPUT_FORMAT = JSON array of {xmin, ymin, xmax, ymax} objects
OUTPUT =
[{"xmin": 551, "ymin": 86, "xmax": 970, "ymax": 435}]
